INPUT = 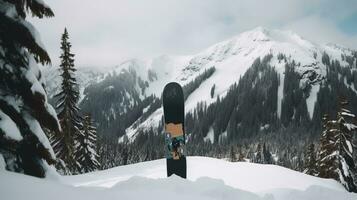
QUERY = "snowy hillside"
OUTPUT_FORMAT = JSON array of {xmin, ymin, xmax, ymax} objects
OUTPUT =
[
  {"xmin": 42, "ymin": 65, "xmax": 109, "ymax": 102},
  {"xmin": 42, "ymin": 27, "xmax": 357, "ymax": 141},
  {"xmin": 129, "ymin": 27, "xmax": 354, "ymax": 111},
  {"xmin": 45, "ymin": 27, "xmax": 354, "ymax": 105},
  {"xmin": 119, "ymin": 27, "xmax": 356, "ymax": 142},
  {"xmin": 107, "ymin": 56, "xmax": 192, "ymax": 98},
  {"xmin": 1, "ymin": 157, "xmax": 356, "ymax": 200}
]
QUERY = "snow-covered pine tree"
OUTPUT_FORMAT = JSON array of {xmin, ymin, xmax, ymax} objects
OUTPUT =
[
  {"xmin": 75, "ymin": 114, "xmax": 100, "ymax": 173},
  {"xmin": 334, "ymin": 99, "xmax": 357, "ymax": 192},
  {"xmin": 317, "ymin": 114, "xmax": 337, "ymax": 179},
  {"xmin": 303, "ymin": 143, "xmax": 318, "ymax": 176},
  {"xmin": 0, "ymin": 0, "xmax": 60, "ymax": 177},
  {"xmin": 51, "ymin": 28, "xmax": 82, "ymax": 174},
  {"xmin": 317, "ymin": 100, "xmax": 357, "ymax": 192}
]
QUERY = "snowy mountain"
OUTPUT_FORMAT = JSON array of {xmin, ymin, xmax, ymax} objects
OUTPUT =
[
  {"xmin": 42, "ymin": 65, "xmax": 109, "ymax": 103},
  {"xmin": 1, "ymin": 157, "xmax": 356, "ymax": 200},
  {"xmin": 43, "ymin": 27, "xmax": 357, "ymax": 143},
  {"xmin": 117, "ymin": 27, "xmax": 357, "ymax": 142}
]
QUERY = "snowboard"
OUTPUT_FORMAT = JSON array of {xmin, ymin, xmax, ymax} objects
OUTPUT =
[{"xmin": 162, "ymin": 82, "xmax": 186, "ymax": 178}]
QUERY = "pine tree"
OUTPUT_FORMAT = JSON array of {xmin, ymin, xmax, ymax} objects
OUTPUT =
[
  {"xmin": 51, "ymin": 28, "xmax": 82, "ymax": 174},
  {"xmin": 75, "ymin": 114, "xmax": 100, "ymax": 173},
  {"xmin": 229, "ymin": 145, "xmax": 237, "ymax": 162},
  {"xmin": 263, "ymin": 143, "xmax": 273, "ymax": 164},
  {"xmin": 0, "ymin": 0, "xmax": 60, "ymax": 178},
  {"xmin": 254, "ymin": 143, "xmax": 263, "ymax": 164},
  {"xmin": 334, "ymin": 99, "xmax": 357, "ymax": 192},
  {"xmin": 303, "ymin": 143, "xmax": 318, "ymax": 176},
  {"xmin": 317, "ymin": 100, "xmax": 357, "ymax": 192},
  {"xmin": 210, "ymin": 84, "xmax": 216, "ymax": 98},
  {"xmin": 317, "ymin": 114, "xmax": 337, "ymax": 179},
  {"xmin": 237, "ymin": 147, "xmax": 246, "ymax": 162},
  {"xmin": 122, "ymin": 145, "xmax": 129, "ymax": 166}
]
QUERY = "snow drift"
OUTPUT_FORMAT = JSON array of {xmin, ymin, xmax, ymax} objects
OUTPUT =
[{"xmin": 1, "ymin": 157, "xmax": 356, "ymax": 200}]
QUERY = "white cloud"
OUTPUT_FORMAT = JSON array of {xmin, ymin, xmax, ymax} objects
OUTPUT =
[
  {"xmin": 30, "ymin": 0, "xmax": 357, "ymax": 67},
  {"xmin": 284, "ymin": 15, "xmax": 357, "ymax": 49}
]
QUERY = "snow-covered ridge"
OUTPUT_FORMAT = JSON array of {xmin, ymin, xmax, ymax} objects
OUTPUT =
[
  {"xmin": 1, "ymin": 157, "xmax": 355, "ymax": 200},
  {"xmin": 44, "ymin": 27, "xmax": 354, "ymax": 103},
  {"xmin": 119, "ymin": 27, "xmax": 356, "ymax": 142},
  {"xmin": 42, "ymin": 27, "xmax": 356, "ymax": 142}
]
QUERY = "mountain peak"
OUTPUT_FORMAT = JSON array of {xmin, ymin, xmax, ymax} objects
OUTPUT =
[
  {"xmin": 240, "ymin": 26, "xmax": 272, "ymax": 42},
  {"xmin": 235, "ymin": 27, "xmax": 309, "ymax": 46},
  {"xmin": 248, "ymin": 26, "xmax": 271, "ymax": 35}
]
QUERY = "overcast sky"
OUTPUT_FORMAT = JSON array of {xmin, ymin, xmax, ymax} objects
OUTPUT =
[{"xmin": 30, "ymin": 0, "xmax": 357, "ymax": 67}]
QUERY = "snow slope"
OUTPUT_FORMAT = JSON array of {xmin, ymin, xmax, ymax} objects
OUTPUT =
[
  {"xmin": 42, "ymin": 65, "xmax": 109, "ymax": 102},
  {"xmin": 107, "ymin": 55, "xmax": 192, "ymax": 99},
  {"xmin": 1, "ymin": 157, "xmax": 356, "ymax": 200},
  {"xmin": 41, "ymin": 27, "xmax": 356, "ymax": 142},
  {"xmin": 120, "ymin": 27, "xmax": 356, "ymax": 142}
]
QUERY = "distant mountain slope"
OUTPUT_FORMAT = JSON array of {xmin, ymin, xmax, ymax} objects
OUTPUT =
[
  {"xmin": 42, "ymin": 66, "xmax": 109, "ymax": 103},
  {"xmin": 43, "ymin": 27, "xmax": 357, "ymax": 143},
  {"xmin": 119, "ymin": 27, "xmax": 357, "ymax": 142}
]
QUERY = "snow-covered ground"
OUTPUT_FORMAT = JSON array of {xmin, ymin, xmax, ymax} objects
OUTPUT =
[{"xmin": 1, "ymin": 157, "xmax": 356, "ymax": 200}]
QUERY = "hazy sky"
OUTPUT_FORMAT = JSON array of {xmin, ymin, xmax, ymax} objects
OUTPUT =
[{"xmin": 30, "ymin": 0, "xmax": 357, "ymax": 67}]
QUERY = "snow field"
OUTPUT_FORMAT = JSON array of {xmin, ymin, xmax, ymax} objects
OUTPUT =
[{"xmin": 2, "ymin": 157, "xmax": 355, "ymax": 200}]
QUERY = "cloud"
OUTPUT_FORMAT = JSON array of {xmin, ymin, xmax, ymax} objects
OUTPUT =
[
  {"xmin": 30, "ymin": 0, "xmax": 357, "ymax": 67},
  {"xmin": 284, "ymin": 14, "xmax": 357, "ymax": 49}
]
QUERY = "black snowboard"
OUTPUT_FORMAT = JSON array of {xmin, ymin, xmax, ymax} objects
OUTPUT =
[{"xmin": 162, "ymin": 82, "xmax": 186, "ymax": 178}]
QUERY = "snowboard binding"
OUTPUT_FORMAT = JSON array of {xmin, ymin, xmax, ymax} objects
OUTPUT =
[{"xmin": 166, "ymin": 135, "xmax": 185, "ymax": 160}]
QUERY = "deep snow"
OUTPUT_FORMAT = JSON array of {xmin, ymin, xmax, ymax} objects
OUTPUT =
[{"xmin": 1, "ymin": 157, "xmax": 356, "ymax": 200}]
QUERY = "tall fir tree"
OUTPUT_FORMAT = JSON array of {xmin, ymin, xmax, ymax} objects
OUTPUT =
[
  {"xmin": 317, "ymin": 114, "xmax": 337, "ymax": 179},
  {"xmin": 75, "ymin": 114, "xmax": 100, "ymax": 173},
  {"xmin": 317, "ymin": 100, "xmax": 357, "ymax": 192},
  {"xmin": 0, "ymin": 0, "xmax": 60, "ymax": 177},
  {"xmin": 51, "ymin": 28, "xmax": 82, "ymax": 174},
  {"xmin": 303, "ymin": 143, "xmax": 318, "ymax": 176},
  {"xmin": 334, "ymin": 99, "xmax": 357, "ymax": 192}
]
